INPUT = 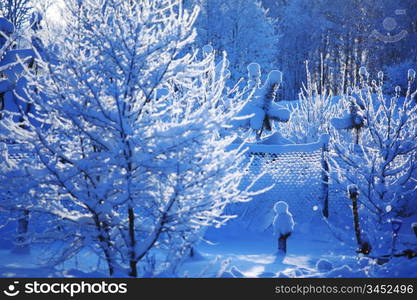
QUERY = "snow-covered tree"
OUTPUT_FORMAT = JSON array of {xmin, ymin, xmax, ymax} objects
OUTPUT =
[
  {"xmin": 185, "ymin": 0, "xmax": 278, "ymax": 82},
  {"xmin": 280, "ymin": 63, "xmax": 345, "ymax": 144},
  {"xmin": 233, "ymin": 63, "xmax": 290, "ymax": 140},
  {"xmin": 1, "ymin": 0, "xmax": 258, "ymax": 277},
  {"xmin": 330, "ymin": 68, "xmax": 417, "ymax": 252},
  {"xmin": 0, "ymin": 16, "xmax": 40, "ymax": 123},
  {"xmin": 0, "ymin": 16, "xmax": 42, "ymax": 254},
  {"xmin": 0, "ymin": 0, "xmax": 32, "ymax": 29},
  {"xmin": 262, "ymin": 0, "xmax": 417, "ymax": 101}
]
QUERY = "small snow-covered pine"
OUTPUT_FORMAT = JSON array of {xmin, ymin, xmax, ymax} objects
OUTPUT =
[{"xmin": 233, "ymin": 64, "xmax": 290, "ymax": 136}]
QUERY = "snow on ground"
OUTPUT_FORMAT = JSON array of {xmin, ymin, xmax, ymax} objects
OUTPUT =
[
  {"xmin": 177, "ymin": 215, "xmax": 417, "ymax": 278},
  {"xmin": 181, "ymin": 222, "xmax": 349, "ymax": 278},
  {"xmin": 1, "ymin": 216, "xmax": 416, "ymax": 278},
  {"xmin": 0, "ymin": 223, "xmax": 336, "ymax": 278},
  {"xmin": 0, "ymin": 247, "xmax": 106, "ymax": 278}
]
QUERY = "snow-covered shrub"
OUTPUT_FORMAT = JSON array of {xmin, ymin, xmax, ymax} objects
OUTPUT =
[
  {"xmin": 1, "ymin": 0, "xmax": 260, "ymax": 277},
  {"xmin": 280, "ymin": 65, "xmax": 346, "ymax": 144},
  {"xmin": 232, "ymin": 63, "xmax": 290, "ymax": 141},
  {"xmin": 0, "ymin": 0, "xmax": 32, "ymax": 29},
  {"xmin": 330, "ymin": 68, "xmax": 417, "ymax": 254}
]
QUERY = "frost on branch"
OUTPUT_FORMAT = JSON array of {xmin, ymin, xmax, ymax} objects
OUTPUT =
[
  {"xmin": 330, "ymin": 70, "xmax": 417, "ymax": 251},
  {"xmin": 0, "ymin": 16, "xmax": 40, "ymax": 125},
  {"xmin": 1, "ymin": 0, "xmax": 261, "ymax": 277}
]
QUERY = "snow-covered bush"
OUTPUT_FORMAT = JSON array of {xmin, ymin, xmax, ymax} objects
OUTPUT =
[
  {"xmin": 0, "ymin": 0, "xmax": 259, "ymax": 277},
  {"xmin": 0, "ymin": 0, "xmax": 32, "ymax": 29},
  {"xmin": 280, "ymin": 65, "xmax": 346, "ymax": 144},
  {"xmin": 330, "ymin": 68, "xmax": 417, "ymax": 253},
  {"xmin": 233, "ymin": 63, "xmax": 290, "ymax": 140}
]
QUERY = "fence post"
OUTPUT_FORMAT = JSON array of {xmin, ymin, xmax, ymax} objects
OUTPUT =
[
  {"xmin": 321, "ymin": 135, "xmax": 330, "ymax": 218},
  {"xmin": 348, "ymin": 184, "xmax": 372, "ymax": 255},
  {"xmin": 12, "ymin": 209, "xmax": 30, "ymax": 254}
]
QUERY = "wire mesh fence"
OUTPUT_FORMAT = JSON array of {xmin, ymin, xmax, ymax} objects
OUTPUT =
[{"xmin": 228, "ymin": 141, "xmax": 350, "ymax": 232}]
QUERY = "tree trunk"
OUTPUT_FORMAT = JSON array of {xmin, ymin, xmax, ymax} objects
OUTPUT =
[
  {"xmin": 350, "ymin": 192, "xmax": 362, "ymax": 245},
  {"xmin": 13, "ymin": 210, "xmax": 30, "ymax": 254},
  {"xmin": 93, "ymin": 213, "xmax": 116, "ymax": 276},
  {"xmin": 349, "ymin": 189, "xmax": 371, "ymax": 255},
  {"xmin": 128, "ymin": 206, "xmax": 137, "ymax": 277},
  {"xmin": 102, "ymin": 244, "xmax": 115, "ymax": 276}
]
